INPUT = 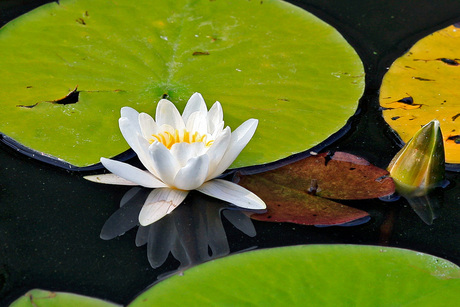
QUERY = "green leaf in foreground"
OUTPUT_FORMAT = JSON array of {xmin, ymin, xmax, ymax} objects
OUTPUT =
[
  {"xmin": 10, "ymin": 289, "xmax": 121, "ymax": 307},
  {"xmin": 129, "ymin": 245, "xmax": 460, "ymax": 306},
  {"xmin": 0, "ymin": 0, "xmax": 364, "ymax": 169},
  {"xmin": 238, "ymin": 152, "xmax": 394, "ymax": 225}
]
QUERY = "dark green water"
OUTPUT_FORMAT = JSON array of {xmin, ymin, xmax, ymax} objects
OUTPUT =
[{"xmin": 1, "ymin": 0, "xmax": 459, "ymax": 305}]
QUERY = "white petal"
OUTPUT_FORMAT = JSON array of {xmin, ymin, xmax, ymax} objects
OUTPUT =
[
  {"xmin": 211, "ymin": 121, "xmax": 225, "ymax": 140},
  {"xmin": 173, "ymin": 154, "xmax": 210, "ymax": 190},
  {"xmin": 169, "ymin": 142, "xmax": 206, "ymax": 167},
  {"xmin": 139, "ymin": 112, "xmax": 158, "ymax": 139},
  {"xmin": 119, "ymin": 118, "xmax": 159, "ymax": 175},
  {"xmin": 139, "ymin": 188, "xmax": 188, "ymax": 226},
  {"xmin": 207, "ymin": 101, "xmax": 224, "ymax": 135},
  {"xmin": 185, "ymin": 110, "xmax": 208, "ymax": 135},
  {"xmin": 84, "ymin": 173, "xmax": 139, "ymax": 186},
  {"xmin": 155, "ymin": 99, "xmax": 185, "ymax": 130},
  {"xmin": 157, "ymin": 123, "xmax": 175, "ymax": 135},
  {"xmin": 149, "ymin": 142, "xmax": 181, "ymax": 186},
  {"xmin": 120, "ymin": 107, "xmax": 141, "ymax": 133},
  {"xmin": 119, "ymin": 117, "xmax": 142, "ymax": 152},
  {"xmin": 197, "ymin": 179, "xmax": 266, "ymax": 210},
  {"xmin": 182, "ymin": 92, "xmax": 207, "ymax": 124},
  {"xmin": 206, "ymin": 119, "xmax": 258, "ymax": 179},
  {"xmin": 100, "ymin": 157, "xmax": 167, "ymax": 188},
  {"xmin": 205, "ymin": 127, "xmax": 231, "ymax": 175}
]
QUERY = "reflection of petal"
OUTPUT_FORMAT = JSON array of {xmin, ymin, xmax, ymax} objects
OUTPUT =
[
  {"xmin": 172, "ymin": 202, "xmax": 210, "ymax": 267},
  {"xmin": 135, "ymin": 225, "xmax": 149, "ymax": 247},
  {"xmin": 222, "ymin": 210, "xmax": 257, "ymax": 237},
  {"xmin": 203, "ymin": 203, "xmax": 230, "ymax": 258},
  {"xmin": 197, "ymin": 179, "xmax": 266, "ymax": 210},
  {"xmin": 100, "ymin": 188, "xmax": 147, "ymax": 240},
  {"xmin": 101, "ymin": 188, "xmax": 258, "ymax": 274},
  {"xmin": 138, "ymin": 188, "xmax": 189, "ymax": 226},
  {"xmin": 171, "ymin": 236, "xmax": 193, "ymax": 270},
  {"xmin": 146, "ymin": 218, "xmax": 176, "ymax": 268},
  {"xmin": 120, "ymin": 187, "xmax": 143, "ymax": 207}
]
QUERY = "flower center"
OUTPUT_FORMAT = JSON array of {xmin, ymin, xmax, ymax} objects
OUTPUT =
[{"xmin": 149, "ymin": 129, "xmax": 214, "ymax": 149}]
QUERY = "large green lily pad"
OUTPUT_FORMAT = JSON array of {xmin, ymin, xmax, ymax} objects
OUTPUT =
[
  {"xmin": 380, "ymin": 24, "xmax": 460, "ymax": 165},
  {"xmin": 0, "ymin": 0, "xmax": 364, "ymax": 169},
  {"xmin": 129, "ymin": 245, "xmax": 460, "ymax": 306}
]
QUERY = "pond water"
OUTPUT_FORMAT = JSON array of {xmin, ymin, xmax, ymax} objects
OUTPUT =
[{"xmin": 1, "ymin": 0, "xmax": 460, "ymax": 305}]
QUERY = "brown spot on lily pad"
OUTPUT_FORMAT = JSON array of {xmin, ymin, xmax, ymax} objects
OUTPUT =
[{"xmin": 192, "ymin": 51, "xmax": 210, "ymax": 56}]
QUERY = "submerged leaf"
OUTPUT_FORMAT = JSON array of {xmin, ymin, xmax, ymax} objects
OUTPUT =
[
  {"xmin": 0, "ymin": 0, "xmax": 364, "ymax": 169},
  {"xmin": 238, "ymin": 152, "xmax": 394, "ymax": 225}
]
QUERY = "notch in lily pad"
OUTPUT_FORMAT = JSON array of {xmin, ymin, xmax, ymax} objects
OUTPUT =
[{"xmin": 16, "ymin": 86, "xmax": 79, "ymax": 108}]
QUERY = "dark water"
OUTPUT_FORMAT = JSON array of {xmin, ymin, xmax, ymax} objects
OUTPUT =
[{"xmin": 1, "ymin": 0, "xmax": 460, "ymax": 305}]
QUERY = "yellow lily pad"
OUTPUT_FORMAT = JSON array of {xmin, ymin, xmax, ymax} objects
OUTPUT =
[{"xmin": 380, "ymin": 24, "xmax": 460, "ymax": 165}]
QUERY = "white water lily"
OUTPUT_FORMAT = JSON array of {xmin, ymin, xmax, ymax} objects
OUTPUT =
[{"xmin": 85, "ymin": 93, "xmax": 266, "ymax": 226}]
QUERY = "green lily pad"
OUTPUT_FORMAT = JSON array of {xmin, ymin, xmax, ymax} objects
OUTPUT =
[
  {"xmin": 129, "ymin": 245, "xmax": 460, "ymax": 306},
  {"xmin": 0, "ymin": 0, "xmax": 364, "ymax": 169},
  {"xmin": 10, "ymin": 289, "xmax": 120, "ymax": 307},
  {"xmin": 237, "ymin": 152, "xmax": 394, "ymax": 225},
  {"xmin": 380, "ymin": 24, "xmax": 460, "ymax": 165}
]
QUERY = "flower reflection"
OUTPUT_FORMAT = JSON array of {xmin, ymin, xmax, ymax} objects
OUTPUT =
[{"xmin": 100, "ymin": 187, "xmax": 258, "ymax": 274}]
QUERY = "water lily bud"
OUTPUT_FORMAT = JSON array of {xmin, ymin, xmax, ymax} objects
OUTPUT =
[{"xmin": 387, "ymin": 119, "xmax": 445, "ymax": 197}]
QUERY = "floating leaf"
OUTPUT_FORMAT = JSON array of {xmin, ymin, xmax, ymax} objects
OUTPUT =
[
  {"xmin": 380, "ymin": 24, "xmax": 460, "ymax": 165},
  {"xmin": 0, "ymin": 0, "xmax": 364, "ymax": 169},
  {"xmin": 10, "ymin": 289, "xmax": 120, "ymax": 307},
  {"xmin": 388, "ymin": 119, "xmax": 445, "ymax": 196},
  {"xmin": 237, "ymin": 152, "xmax": 394, "ymax": 225},
  {"xmin": 128, "ymin": 245, "xmax": 460, "ymax": 306}
]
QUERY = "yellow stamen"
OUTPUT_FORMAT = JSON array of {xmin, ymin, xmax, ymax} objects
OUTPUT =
[{"xmin": 149, "ymin": 129, "xmax": 213, "ymax": 149}]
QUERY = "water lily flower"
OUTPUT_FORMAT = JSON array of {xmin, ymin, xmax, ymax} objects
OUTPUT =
[{"xmin": 85, "ymin": 93, "xmax": 266, "ymax": 226}]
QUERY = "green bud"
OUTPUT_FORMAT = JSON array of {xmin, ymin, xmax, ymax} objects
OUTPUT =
[{"xmin": 387, "ymin": 119, "xmax": 445, "ymax": 197}]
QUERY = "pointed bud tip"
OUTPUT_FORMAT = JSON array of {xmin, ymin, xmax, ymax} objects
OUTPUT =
[{"xmin": 388, "ymin": 119, "xmax": 445, "ymax": 196}]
